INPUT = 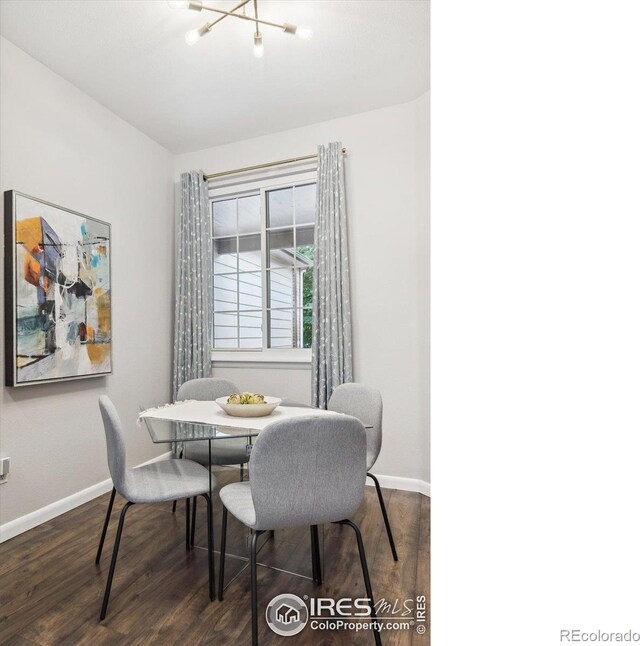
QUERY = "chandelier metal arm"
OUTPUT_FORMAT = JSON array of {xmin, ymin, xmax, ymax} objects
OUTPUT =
[
  {"xmin": 202, "ymin": 0, "xmax": 251, "ymax": 32},
  {"xmin": 253, "ymin": 0, "xmax": 260, "ymax": 36},
  {"xmin": 189, "ymin": 0, "xmax": 290, "ymax": 32}
]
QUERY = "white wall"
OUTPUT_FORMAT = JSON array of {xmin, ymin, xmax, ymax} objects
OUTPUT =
[
  {"xmin": 174, "ymin": 95, "xmax": 430, "ymax": 485},
  {"xmin": 0, "ymin": 38, "xmax": 174, "ymax": 529},
  {"xmin": 415, "ymin": 93, "xmax": 430, "ymax": 484}
]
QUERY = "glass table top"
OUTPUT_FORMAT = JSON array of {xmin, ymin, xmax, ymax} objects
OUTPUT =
[
  {"xmin": 142, "ymin": 417, "xmax": 261, "ymax": 444},
  {"xmin": 140, "ymin": 400, "xmax": 371, "ymax": 444}
]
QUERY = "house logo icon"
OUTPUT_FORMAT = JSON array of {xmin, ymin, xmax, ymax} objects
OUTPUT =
[
  {"xmin": 266, "ymin": 594, "xmax": 309, "ymax": 636},
  {"xmin": 275, "ymin": 603, "xmax": 300, "ymax": 625}
]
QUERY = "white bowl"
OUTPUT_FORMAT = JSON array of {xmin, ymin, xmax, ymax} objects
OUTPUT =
[{"xmin": 215, "ymin": 396, "xmax": 282, "ymax": 418}]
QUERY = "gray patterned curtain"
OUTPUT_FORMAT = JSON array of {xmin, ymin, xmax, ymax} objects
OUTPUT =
[
  {"xmin": 173, "ymin": 170, "xmax": 213, "ymax": 400},
  {"xmin": 311, "ymin": 142, "xmax": 353, "ymax": 408}
]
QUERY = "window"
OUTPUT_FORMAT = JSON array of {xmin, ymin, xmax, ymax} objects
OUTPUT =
[{"xmin": 211, "ymin": 176, "xmax": 316, "ymax": 353}]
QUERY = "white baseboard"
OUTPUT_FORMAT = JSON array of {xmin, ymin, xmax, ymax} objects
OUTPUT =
[
  {"xmin": 0, "ymin": 451, "xmax": 172, "ymax": 544},
  {"xmin": 366, "ymin": 473, "xmax": 430, "ymax": 497}
]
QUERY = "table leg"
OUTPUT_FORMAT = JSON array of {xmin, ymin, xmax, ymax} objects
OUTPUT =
[
  {"xmin": 185, "ymin": 497, "xmax": 190, "ymax": 550},
  {"xmin": 208, "ymin": 439, "xmax": 212, "ymax": 499}
]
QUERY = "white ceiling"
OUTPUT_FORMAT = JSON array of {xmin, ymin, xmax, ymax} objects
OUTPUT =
[{"xmin": 0, "ymin": 0, "xmax": 429, "ymax": 154}]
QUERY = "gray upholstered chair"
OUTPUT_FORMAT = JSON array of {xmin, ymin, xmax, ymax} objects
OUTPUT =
[
  {"xmin": 328, "ymin": 383, "xmax": 398, "ymax": 561},
  {"xmin": 95, "ymin": 396, "xmax": 216, "ymax": 620},
  {"xmin": 177, "ymin": 378, "xmax": 248, "ymax": 475},
  {"xmin": 217, "ymin": 415, "xmax": 382, "ymax": 646}
]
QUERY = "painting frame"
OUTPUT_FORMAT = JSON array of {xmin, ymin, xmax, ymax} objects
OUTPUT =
[{"xmin": 4, "ymin": 190, "xmax": 113, "ymax": 387}]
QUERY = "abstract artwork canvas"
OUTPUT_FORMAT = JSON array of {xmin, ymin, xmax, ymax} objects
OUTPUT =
[{"xmin": 4, "ymin": 191, "xmax": 112, "ymax": 386}]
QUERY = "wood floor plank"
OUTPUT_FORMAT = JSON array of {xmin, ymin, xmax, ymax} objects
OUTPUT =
[
  {"xmin": 413, "ymin": 495, "xmax": 430, "ymax": 645},
  {"xmin": 0, "ymin": 469, "xmax": 430, "ymax": 645}
]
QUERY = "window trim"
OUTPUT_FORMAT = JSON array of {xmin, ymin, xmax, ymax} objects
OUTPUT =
[
  {"xmin": 209, "ymin": 171, "xmax": 317, "ymax": 364},
  {"xmin": 211, "ymin": 348, "xmax": 311, "ymax": 365}
]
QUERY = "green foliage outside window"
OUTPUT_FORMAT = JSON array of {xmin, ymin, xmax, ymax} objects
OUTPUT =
[{"xmin": 298, "ymin": 245, "xmax": 315, "ymax": 348}]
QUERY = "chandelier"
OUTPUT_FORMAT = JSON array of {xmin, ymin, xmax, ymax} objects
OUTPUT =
[{"xmin": 168, "ymin": 1, "xmax": 313, "ymax": 58}]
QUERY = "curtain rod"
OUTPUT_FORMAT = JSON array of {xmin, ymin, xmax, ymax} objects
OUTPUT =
[{"xmin": 205, "ymin": 147, "xmax": 347, "ymax": 181}]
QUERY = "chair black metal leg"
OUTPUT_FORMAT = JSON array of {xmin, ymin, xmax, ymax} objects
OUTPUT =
[
  {"xmin": 250, "ymin": 530, "xmax": 264, "ymax": 646},
  {"xmin": 218, "ymin": 506, "xmax": 228, "ymax": 601},
  {"xmin": 337, "ymin": 519, "xmax": 382, "ymax": 646},
  {"xmin": 185, "ymin": 497, "xmax": 191, "ymax": 550},
  {"xmin": 368, "ymin": 473, "xmax": 398, "ymax": 561},
  {"xmin": 200, "ymin": 493, "xmax": 215, "ymax": 601},
  {"xmin": 310, "ymin": 525, "xmax": 322, "ymax": 585},
  {"xmin": 191, "ymin": 496, "xmax": 197, "ymax": 547},
  {"xmin": 310, "ymin": 526, "xmax": 318, "ymax": 583},
  {"xmin": 240, "ymin": 463, "xmax": 244, "ymax": 482},
  {"xmin": 95, "ymin": 487, "xmax": 116, "ymax": 565},
  {"xmin": 100, "ymin": 501, "xmax": 134, "ymax": 621}
]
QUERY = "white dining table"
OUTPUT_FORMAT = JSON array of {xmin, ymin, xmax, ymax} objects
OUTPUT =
[
  {"xmin": 138, "ymin": 399, "xmax": 362, "ymax": 586},
  {"xmin": 138, "ymin": 398, "xmax": 341, "ymax": 431}
]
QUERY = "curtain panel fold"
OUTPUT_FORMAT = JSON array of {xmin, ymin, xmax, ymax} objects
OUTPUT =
[
  {"xmin": 311, "ymin": 142, "xmax": 353, "ymax": 408},
  {"xmin": 173, "ymin": 170, "xmax": 213, "ymax": 400}
]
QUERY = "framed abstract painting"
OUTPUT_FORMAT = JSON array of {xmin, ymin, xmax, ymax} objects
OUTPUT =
[{"xmin": 4, "ymin": 191, "xmax": 112, "ymax": 386}]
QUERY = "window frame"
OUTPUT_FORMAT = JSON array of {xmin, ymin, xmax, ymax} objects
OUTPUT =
[{"xmin": 209, "ymin": 170, "xmax": 317, "ymax": 364}]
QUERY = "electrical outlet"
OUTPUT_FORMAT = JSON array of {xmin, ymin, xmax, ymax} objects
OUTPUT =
[{"xmin": 0, "ymin": 457, "xmax": 11, "ymax": 484}]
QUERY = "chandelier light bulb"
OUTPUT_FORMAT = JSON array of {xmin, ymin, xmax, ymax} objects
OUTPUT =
[
  {"xmin": 167, "ymin": 0, "xmax": 188, "ymax": 8},
  {"xmin": 253, "ymin": 33, "xmax": 264, "ymax": 58},
  {"xmin": 185, "ymin": 29, "xmax": 200, "ymax": 45},
  {"xmin": 296, "ymin": 26, "xmax": 313, "ymax": 40}
]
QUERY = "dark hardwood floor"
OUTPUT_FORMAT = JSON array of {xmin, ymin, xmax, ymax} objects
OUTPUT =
[{"xmin": 0, "ymin": 469, "xmax": 429, "ymax": 645}]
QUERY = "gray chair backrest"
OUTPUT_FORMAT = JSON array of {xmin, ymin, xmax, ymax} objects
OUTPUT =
[
  {"xmin": 177, "ymin": 377, "xmax": 239, "ymax": 402},
  {"xmin": 99, "ymin": 395, "xmax": 129, "ymax": 497},
  {"xmin": 249, "ymin": 415, "xmax": 367, "ymax": 530},
  {"xmin": 328, "ymin": 383, "xmax": 383, "ymax": 470}
]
